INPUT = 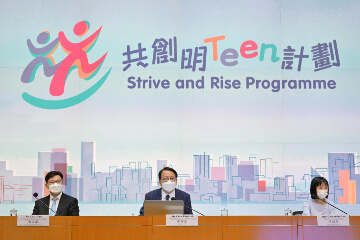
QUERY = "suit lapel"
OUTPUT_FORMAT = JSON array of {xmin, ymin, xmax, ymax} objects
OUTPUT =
[
  {"xmin": 55, "ymin": 193, "xmax": 67, "ymax": 216},
  {"xmin": 175, "ymin": 188, "xmax": 181, "ymax": 199},
  {"xmin": 43, "ymin": 195, "xmax": 50, "ymax": 215},
  {"xmin": 155, "ymin": 188, "xmax": 162, "ymax": 200}
]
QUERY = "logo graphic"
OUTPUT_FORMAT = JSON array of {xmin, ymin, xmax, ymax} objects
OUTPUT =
[{"xmin": 21, "ymin": 21, "xmax": 111, "ymax": 109}]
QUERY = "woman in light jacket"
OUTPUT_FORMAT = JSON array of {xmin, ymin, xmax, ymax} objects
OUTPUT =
[{"xmin": 303, "ymin": 176, "xmax": 336, "ymax": 216}]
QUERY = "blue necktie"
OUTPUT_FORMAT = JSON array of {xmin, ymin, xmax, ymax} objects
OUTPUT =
[
  {"xmin": 165, "ymin": 195, "xmax": 170, "ymax": 201},
  {"xmin": 50, "ymin": 197, "xmax": 57, "ymax": 216}
]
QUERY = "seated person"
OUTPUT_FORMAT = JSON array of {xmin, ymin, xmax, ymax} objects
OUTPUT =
[
  {"xmin": 33, "ymin": 171, "xmax": 79, "ymax": 216},
  {"xmin": 303, "ymin": 176, "xmax": 336, "ymax": 216},
  {"xmin": 139, "ymin": 167, "xmax": 193, "ymax": 216}
]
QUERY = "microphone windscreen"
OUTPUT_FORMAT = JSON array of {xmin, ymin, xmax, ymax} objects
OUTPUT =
[
  {"xmin": 33, "ymin": 192, "xmax": 38, "ymax": 198},
  {"xmin": 171, "ymin": 197, "xmax": 176, "ymax": 200}
]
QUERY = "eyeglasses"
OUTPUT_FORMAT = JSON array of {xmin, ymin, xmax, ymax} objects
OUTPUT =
[
  {"xmin": 47, "ymin": 180, "xmax": 63, "ymax": 185},
  {"xmin": 162, "ymin": 177, "xmax": 176, "ymax": 182}
]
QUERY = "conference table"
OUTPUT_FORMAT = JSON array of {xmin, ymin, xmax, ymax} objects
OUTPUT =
[{"xmin": 1, "ymin": 216, "xmax": 359, "ymax": 240}]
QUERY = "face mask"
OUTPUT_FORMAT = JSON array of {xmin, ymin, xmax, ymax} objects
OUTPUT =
[
  {"xmin": 49, "ymin": 183, "xmax": 62, "ymax": 194},
  {"xmin": 162, "ymin": 180, "xmax": 176, "ymax": 193},
  {"xmin": 317, "ymin": 189, "xmax": 328, "ymax": 199}
]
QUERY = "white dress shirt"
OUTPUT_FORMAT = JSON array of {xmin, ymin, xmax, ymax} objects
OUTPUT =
[
  {"xmin": 49, "ymin": 191, "xmax": 63, "ymax": 212},
  {"xmin": 161, "ymin": 188, "xmax": 175, "ymax": 200}
]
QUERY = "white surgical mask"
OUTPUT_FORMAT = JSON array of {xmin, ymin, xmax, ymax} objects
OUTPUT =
[
  {"xmin": 162, "ymin": 180, "xmax": 176, "ymax": 193},
  {"xmin": 317, "ymin": 190, "xmax": 328, "ymax": 199},
  {"xmin": 49, "ymin": 183, "xmax": 63, "ymax": 194}
]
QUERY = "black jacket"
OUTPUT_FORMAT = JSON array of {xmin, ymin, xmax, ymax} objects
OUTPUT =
[{"xmin": 32, "ymin": 193, "xmax": 79, "ymax": 216}]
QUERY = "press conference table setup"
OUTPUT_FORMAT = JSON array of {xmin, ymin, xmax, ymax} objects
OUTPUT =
[{"xmin": 1, "ymin": 216, "xmax": 360, "ymax": 240}]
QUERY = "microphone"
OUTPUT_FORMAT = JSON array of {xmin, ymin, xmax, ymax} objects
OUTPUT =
[
  {"xmin": 33, "ymin": 192, "xmax": 57, "ymax": 216},
  {"xmin": 171, "ymin": 197, "xmax": 205, "ymax": 216},
  {"xmin": 311, "ymin": 194, "xmax": 348, "ymax": 215}
]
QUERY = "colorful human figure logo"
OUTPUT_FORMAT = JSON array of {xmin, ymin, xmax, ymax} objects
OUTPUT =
[
  {"xmin": 21, "ymin": 31, "xmax": 61, "ymax": 84},
  {"xmin": 21, "ymin": 21, "xmax": 111, "ymax": 109}
]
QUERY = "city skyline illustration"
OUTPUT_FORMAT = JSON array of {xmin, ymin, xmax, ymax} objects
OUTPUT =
[{"xmin": 0, "ymin": 141, "xmax": 359, "ymax": 204}]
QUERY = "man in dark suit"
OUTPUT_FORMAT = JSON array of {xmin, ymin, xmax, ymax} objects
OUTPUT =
[
  {"xmin": 33, "ymin": 171, "xmax": 79, "ymax": 216},
  {"xmin": 139, "ymin": 167, "xmax": 192, "ymax": 216}
]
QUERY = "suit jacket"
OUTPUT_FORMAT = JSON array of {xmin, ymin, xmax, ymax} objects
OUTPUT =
[
  {"xmin": 32, "ymin": 193, "xmax": 80, "ymax": 216},
  {"xmin": 139, "ymin": 188, "xmax": 192, "ymax": 216}
]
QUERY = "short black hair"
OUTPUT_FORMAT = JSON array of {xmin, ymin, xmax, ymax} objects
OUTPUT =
[
  {"xmin": 45, "ymin": 171, "xmax": 63, "ymax": 183},
  {"xmin": 310, "ymin": 176, "xmax": 329, "ymax": 198},
  {"xmin": 158, "ymin": 167, "xmax": 177, "ymax": 180}
]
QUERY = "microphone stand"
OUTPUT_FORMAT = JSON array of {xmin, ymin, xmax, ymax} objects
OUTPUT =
[
  {"xmin": 33, "ymin": 193, "xmax": 57, "ymax": 216},
  {"xmin": 171, "ymin": 197, "xmax": 205, "ymax": 216},
  {"xmin": 184, "ymin": 205, "xmax": 205, "ymax": 216},
  {"xmin": 318, "ymin": 198, "xmax": 349, "ymax": 215}
]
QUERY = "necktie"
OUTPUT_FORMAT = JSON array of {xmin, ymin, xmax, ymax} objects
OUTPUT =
[
  {"xmin": 165, "ymin": 195, "xmax": 170, "ymax": 201},
  {"xmin": 50, "ymin": 197, "xmax": 58, "ymax": 216}
]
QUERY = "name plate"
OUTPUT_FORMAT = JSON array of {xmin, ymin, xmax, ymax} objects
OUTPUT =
[
  {"xmin": 17, "ymin": 215, "xmax": 49, "ymax": 227},
  {"xmin": 317, "ymin": 215, "xmax": 349, "ymax": 226},
  {"xmin": 166, "ymin": 214, "xmax": 198, "ymax": 226}
]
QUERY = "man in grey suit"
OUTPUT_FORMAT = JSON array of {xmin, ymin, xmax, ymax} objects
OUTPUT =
[
  {"xmin": 139, "ymin": 167, "xmax": 192, "ymax": 216},
  {"xmin": 32, "ymin": 171, "xmax": 79, "ymax": 216}
]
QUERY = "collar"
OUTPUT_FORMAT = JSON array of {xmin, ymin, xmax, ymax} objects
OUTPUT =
[
  {"xmin": 49, "ymin": 191, "xmax": 63, "ymax": 200},
  {"xmin": 161, "ymin": 188, "xmax": 175, "ymax": 200}
]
